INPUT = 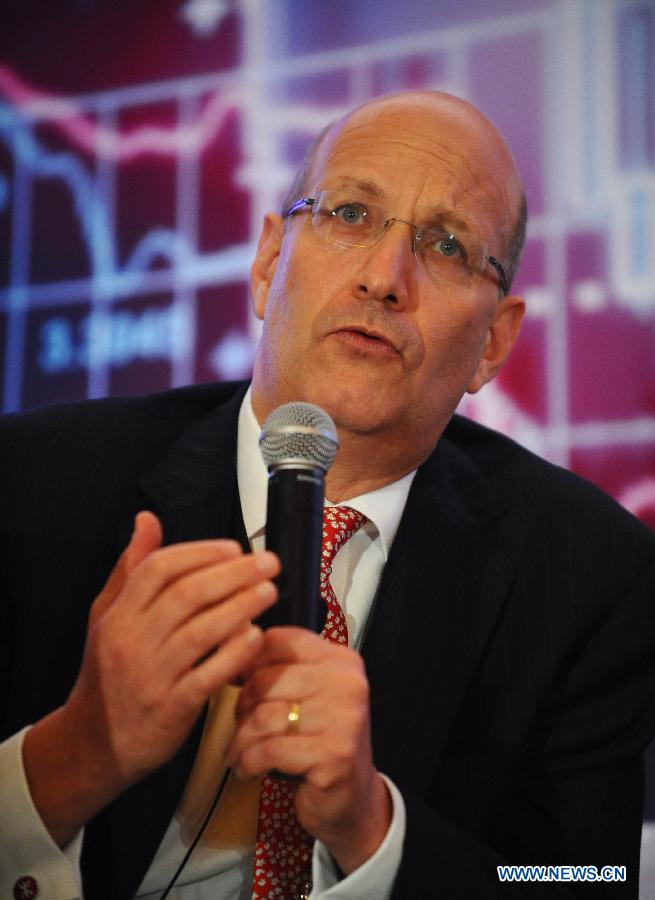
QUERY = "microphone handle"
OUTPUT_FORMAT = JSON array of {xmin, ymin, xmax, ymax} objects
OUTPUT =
[{"xmin": 265, "ymin": 464, "xmax": 325, "ymax": 633}]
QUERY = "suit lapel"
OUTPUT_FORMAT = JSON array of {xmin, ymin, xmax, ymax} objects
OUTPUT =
[
  {"xmin": 82, "ymin": 384, "xmax": 250, "ymax": 900},
  {"xmin": 137, "ymin": 382, "xmax": 250, "ymax": 548},
  {"xmin": 364, "ymin": 424, "xmax": 515, "ymax": 797}
]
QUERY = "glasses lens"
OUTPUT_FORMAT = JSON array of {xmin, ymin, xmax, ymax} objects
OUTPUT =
[
  {"xmin": 415, "ymin": 227, "xmax": 486, "ymax": 286},
  {"xmin": 313, "ymin": 192, "xmax": 384, "ymax": 248}
]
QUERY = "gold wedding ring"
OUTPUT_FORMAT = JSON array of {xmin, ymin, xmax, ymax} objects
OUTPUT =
[{"xmin": 287, "ymin": 701, "xmax": 301, "ymax": 732}]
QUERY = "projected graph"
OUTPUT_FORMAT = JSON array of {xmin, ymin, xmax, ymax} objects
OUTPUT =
[
  {"xmin": 0, "ymin": 59, "xmax": 253, "ymax": 409},
  {"xmin": 0, "ymin": 0, "xmax": 653, "ymax": 527}
]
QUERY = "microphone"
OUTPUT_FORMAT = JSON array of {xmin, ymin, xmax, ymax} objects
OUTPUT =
[{"xmin": 259, "ymin": 402, "xmax": 339, "ymax": 633}]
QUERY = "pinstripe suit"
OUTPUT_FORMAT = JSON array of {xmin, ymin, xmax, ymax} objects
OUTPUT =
[{"xmin": 1, "ymin": 380, "xmax": 654, "ymax": 898}]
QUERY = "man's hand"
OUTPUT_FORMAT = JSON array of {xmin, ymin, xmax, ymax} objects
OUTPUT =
[
  {"xmin": 226, "ymin": 627, "xmax": 392, "ymax": 874},
  {"xmin": 23, "ymin": 511, "xmax": 280, "ymax": 847}
]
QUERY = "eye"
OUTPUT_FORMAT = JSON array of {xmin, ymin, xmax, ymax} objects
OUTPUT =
[
  {"xmin": 431, "ymin": 233, "xmax": 464, "ymax": 259},
  {"xmin": 330, "ymin": 203, "xmax": 368, "ymax": 225}
]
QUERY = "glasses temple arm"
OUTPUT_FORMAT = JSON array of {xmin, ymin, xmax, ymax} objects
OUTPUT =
[{"xmin": 486, "ymin": 256, "xmax": 509, "ymax": 296}]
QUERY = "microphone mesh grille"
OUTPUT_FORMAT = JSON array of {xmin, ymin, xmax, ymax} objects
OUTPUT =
[{"xmin": 259, "ymin": 402, "xmax": 339, "ymax": 471}]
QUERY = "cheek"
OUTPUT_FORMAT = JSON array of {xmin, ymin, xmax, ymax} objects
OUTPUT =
[
  {"xmin": 265, "ymin": 253, "xmax": 301, "ymax": 329},
  {"xmin": 419, "ymin": 303, "xmax": 491, "ymax": 381},
  {"xmin": 262, "ymin": 259, "xmax": 321, "ymax": 360}
]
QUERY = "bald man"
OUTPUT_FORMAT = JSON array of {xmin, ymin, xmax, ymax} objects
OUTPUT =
[{"xmin": 1, "ymin": 92, "xmax": 654, "ymax": 899}]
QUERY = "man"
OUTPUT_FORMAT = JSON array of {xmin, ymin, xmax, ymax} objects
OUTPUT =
[{"xmin": 1, "ymin": 90, "xmax": 654, "ymax": 899}]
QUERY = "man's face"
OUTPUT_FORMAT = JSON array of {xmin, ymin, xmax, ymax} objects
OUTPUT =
[{"xmin": 250, "ymin": 95, "xmax": 524, "ymax": 458}]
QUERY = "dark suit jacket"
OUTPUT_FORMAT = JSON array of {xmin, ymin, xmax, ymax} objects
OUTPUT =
[{"xmin": 1, "ymin": 381, "xmax": 654, "ymax": 899}]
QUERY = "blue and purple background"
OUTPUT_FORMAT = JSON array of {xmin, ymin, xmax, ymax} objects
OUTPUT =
[{"xmin": 1, "ymin": 0, "xmax": 654, "ymax": 889}]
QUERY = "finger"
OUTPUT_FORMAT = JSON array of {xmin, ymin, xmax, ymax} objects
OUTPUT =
[
  {"xmin": 158, "ymin": 579, "xmax": 278, "ymax": 676},
  {"xmin": 119, "ymin": 539, "xmax": 253, "ymax": 614},
  {"xmin": 237, "ymin": 650, "xmax": 362, "ymax": 720},
  {"xmin": 234, "ymin": 733, "xmax": 338, "ymax": 781},
  {"xmin": 253, "ymin": 626, "xmax": 344, "ymax": 667},
  {"xmin": 226, "ymin": 698, "xmax": 325, "ymax": 765},
  {"xmin": 89, "ymin": 511, "xmax": 163, "ymax": 625},
  {"xmin": 231, "ymin": 673, "xmax": 367, "ymax": 760},
  {"xmin": 176, "ymin": 623, "xmax": 266, "ymax": 704},
  {"xmin": 236, "ymin": 663, "xmax": 323, "ymax": 717},
  {"xmin": 125, "ymin": 511, "xmax": 162, "ymax": 571},
  {"xmin": 146, "ymin": 551, "xmax": 281, "ymax": 640}
]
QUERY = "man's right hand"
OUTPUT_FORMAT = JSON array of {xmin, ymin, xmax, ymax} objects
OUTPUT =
[{"xmin": 22, "ymin": 511, "xmax": 279, "ymax": 848}]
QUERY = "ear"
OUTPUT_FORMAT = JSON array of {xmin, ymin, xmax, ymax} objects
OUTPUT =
[
  {"xmin": 466, "ymin": 294, "xmax": 525, "ymax": 394},
  {"xmin": 250, "ymin": 212, "xmax": 284, "ymax": 320}
]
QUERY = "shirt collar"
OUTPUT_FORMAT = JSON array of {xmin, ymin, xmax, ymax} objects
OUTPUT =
[
  {"xmin": 237, "ymin": 387, "xmax": 270, "ymax": 543},
  {"xmin": 237, "ymin": 387, "xmax": 416, "ymax": 560}
]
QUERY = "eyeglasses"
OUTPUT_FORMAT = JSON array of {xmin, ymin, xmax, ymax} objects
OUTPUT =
[{"xmin": 284, "ymin": 191, "xmax": 509, "ymax": 297}]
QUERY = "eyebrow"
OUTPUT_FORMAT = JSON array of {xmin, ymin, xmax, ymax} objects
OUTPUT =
[
  {"xmin": 323, "ymin": 176, "xmax": 387, "ymax": 200},
  {"xmin": 428, "ymin": 205, "xmax": 473, "ymax": 237}
]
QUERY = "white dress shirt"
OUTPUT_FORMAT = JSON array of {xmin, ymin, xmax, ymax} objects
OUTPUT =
[{"xmin": 0, "ymin": 389, "xmax": 416, "ymax": 899}]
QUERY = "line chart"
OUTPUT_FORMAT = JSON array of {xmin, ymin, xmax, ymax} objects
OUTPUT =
[{"xmin": 0, "ymin": 64, "xmax": 240, "ymax": 161}]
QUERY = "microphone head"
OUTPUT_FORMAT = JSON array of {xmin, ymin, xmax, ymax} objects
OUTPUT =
[{"xmin": 259, "ymin": 402, "xmax": 339, "ymax": 472}]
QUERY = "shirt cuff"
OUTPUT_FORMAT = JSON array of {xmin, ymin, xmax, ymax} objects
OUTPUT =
[
  {"xmin": 0, "ymin": 726, "xmax": 84, "ymax": 900},
  {"xmin": 310, "ymin": 773, "xmax": 405, "ymax": 899}
]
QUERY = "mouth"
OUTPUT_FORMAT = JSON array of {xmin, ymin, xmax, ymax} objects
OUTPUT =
[{"xmin": 333, "ymin": 326, "xmax": 400, "ymax": 356}]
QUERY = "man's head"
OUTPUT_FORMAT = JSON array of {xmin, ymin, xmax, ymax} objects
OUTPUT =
[{"xmin": 249, "ymin": 90, "xmax": 527, "ymax": 484}]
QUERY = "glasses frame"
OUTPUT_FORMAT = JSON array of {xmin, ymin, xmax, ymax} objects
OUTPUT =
[{"xmin": 285, "ymin": 195, "xmax": 509, "ymax": 297}]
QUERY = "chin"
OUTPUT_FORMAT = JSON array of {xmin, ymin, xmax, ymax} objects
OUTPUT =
[{"xmin": 307, "ymin": 386, "xmax": 401, "ymax": 436}]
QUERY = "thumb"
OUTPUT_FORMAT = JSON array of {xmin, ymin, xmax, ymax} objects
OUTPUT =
[
  {"xmin": 89, "ymin": 511, "xmax": 163, "ymax": 626},
  {"xmin": 123, "ymin": 510, "xmax": 163, "ymax": 573}
]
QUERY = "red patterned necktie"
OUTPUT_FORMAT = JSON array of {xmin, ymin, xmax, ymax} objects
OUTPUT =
[{"xmin": 252, "ymin": 506, "xmax": 368, "ymax": 899}]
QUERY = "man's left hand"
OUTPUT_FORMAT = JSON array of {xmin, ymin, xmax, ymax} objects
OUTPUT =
[{"xmin": 226, "ymin": 626, "xmax": 392, "ymax": 874}]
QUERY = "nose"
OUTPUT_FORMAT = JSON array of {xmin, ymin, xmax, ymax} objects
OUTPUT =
[{"xmin": 352, "ymin": 218, "xmax": 417, "ymax": 307}]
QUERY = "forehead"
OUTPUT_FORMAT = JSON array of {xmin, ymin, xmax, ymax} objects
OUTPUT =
[{"xmin": 310, "ymin": 99, "xmax": 519, "ymax": 243}]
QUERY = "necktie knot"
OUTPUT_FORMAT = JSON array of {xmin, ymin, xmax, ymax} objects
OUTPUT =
[
  {"xmin": 320, "ymin": 506, "xmax": 367, "ymax": 644},
  {"xmin": 321, "ymin": 506, "xmax": 368, "ymax": 572}
]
